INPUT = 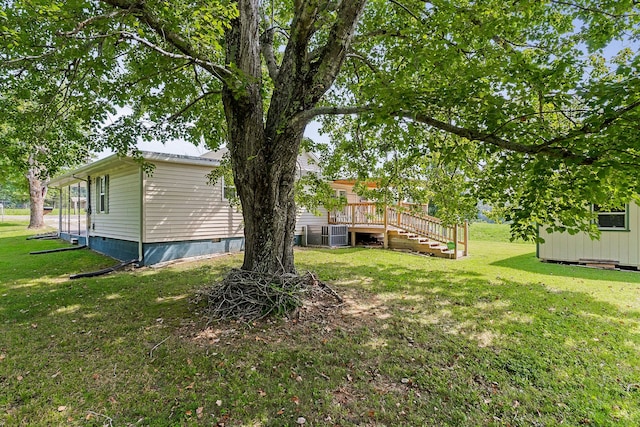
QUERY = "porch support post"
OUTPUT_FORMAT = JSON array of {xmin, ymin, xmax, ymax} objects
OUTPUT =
[
  {"xmin": 351, "ymin": 231, "xmax": 356, "ymax": 247},
  {"xmin": 86, "ymin": 176, "xmax": 91, "ymax": 248},
  {"xmin": 453, "ymin": 225, "xmax": 459, "ymax": 259},
  {"xmin": 58, "ymin": 189, "xmax": 62, "ymax": 236},
  {"xmin": 67, "ymin": 185, "xmax": 71, "ymax": 234},
  {"xmin": 77, "ymin": 182, "xmax": 81, "ymax": 236},
  {"xmin": 463, "ymin": 221, "xmax": 469, "ymax": 257}
]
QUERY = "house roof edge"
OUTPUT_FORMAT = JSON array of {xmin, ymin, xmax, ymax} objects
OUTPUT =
[{"xmin": 50, "ymin": 151, "xmax": 221, "ymax": 187}]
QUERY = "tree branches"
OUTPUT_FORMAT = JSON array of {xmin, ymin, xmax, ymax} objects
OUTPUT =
[
  {"xmin": 57, "ymin": 9, "xmax": 128, "ymax": 37},
  {"xmin": 99, "ymin": 0, "xmax": 235, "ymax": 85},
  {"xmin": 260, "ymin": 27, "xmax": 279, "ymax": 81},
  {"xmin": 115, "ymin": 30, "xmax": 230, "ymax": 81},
  {"xmin": 167, "ymin": 90, "xmax": 221, "ymax": 122},
  {"xmin": 307, "ymin": 0, "xmax": 367, "ymax": 102},
  {"xmin": 300, "ymin": 99, "xmax": 640, "ymax": 164}
]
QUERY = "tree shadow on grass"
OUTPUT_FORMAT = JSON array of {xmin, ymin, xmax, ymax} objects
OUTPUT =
[
  {"xmin": 286, "ymin": 256, "xmax": 640, "ymax": 425},
  {"xmin": 0, "ymin": 222, "xmax": 21, "ymax": 228},
  {"xmin": 491, "ymin": 252, "xmax": 640, "ymax": 284},
  {"xmin": 4, "ymin": 247, "xmax": 640, "ymax": 426}
]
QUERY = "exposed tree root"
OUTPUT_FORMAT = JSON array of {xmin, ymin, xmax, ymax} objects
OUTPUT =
[{"xmin": 196, "ymin": 269, "xmax": 342, "ymax": 322}]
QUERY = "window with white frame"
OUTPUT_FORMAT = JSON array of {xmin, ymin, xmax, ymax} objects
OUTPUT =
[
  {"xmin": 96, "ymin": 175, "xmax": 109, "ymax": 213},
  {"xmin": 593, "ymin": 204, "xmax": 627, "ymax": 230}
]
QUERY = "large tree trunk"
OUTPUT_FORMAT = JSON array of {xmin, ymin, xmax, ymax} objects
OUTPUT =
[
  {"xmin": 222, "ymin": 0, "xmax": 366, "ymax": 275},
  {"xmin": 229, "ymin": 129, "xmax": 302, "ymax": 274},
  {"xmin": 223, "ymin": 80, "xmax": 303, "ymax": 274},
  {"xmin": 26, "ymin": 166, "xmax": 47, "ymax": 229},
  {"xmin": 222, "ymin": 0, "xmax": 301, "ymax": 274}
]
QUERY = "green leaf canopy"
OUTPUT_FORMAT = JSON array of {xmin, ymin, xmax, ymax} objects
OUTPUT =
[{"xmin": 2, "ymin": 0, "xmax": 639, "ymax": 241}]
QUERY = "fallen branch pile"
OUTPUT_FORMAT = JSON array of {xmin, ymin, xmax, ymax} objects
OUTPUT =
[{"xmin": 197, "ymin": 269, "xmax": 342, "ymax": 322}]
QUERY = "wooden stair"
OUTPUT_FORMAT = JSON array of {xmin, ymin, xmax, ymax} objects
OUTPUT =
[
  {"xmin": 329, "ymin": 202, "xmax": 468, "ymax": 259},
  {"xmin": 388, "ymin": 230, "xmax": 464, "ymax": 259}
]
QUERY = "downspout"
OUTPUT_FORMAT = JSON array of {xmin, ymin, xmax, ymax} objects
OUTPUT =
[{"xmin": 138, "ymin": 166, "xmax": 144, "ymax": 265}]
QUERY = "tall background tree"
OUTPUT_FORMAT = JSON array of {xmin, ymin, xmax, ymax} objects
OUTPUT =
[
  {"xmin": 0, "ymin": 158, "xmax": 29, "ymax": 208},
  {"xmin": 0, "ymin": 77, "xmax": 99, "ymax": 228},
  {"xmin": 2, "ymin": 1, "xmax": 639, "ymax": 272},
  {"xmin": 1, "ymin": 4, "xmax": 110, "ymax": 228}
]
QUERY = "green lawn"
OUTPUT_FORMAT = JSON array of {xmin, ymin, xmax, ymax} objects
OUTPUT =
[
  {"xmin": 0, "ymin": 208, "xmax": 59, "ymax": 216},
  {"xmin": 1, "ymin": 221, "xmax": 640, "ymax": 426},
  {"xmin": 468, "ymin": 221, "xmax": 528, "ymax": 243}
]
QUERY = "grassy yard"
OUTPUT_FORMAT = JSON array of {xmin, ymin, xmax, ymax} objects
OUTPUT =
[
  {"xmin": 0, "ymin": 208, "xmax": 29, "ymax": 216},
  {"xmin": 0, "ymin": 208, "xmax": 60, "ymax": 216},
  {"xmin": 1, "ymin": 221, "xmax": 640, "ymax": 426}
]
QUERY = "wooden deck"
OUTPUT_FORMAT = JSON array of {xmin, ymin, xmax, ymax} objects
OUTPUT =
[{"xmin": 329, "ymin": 203, "xmax": 468, "ymax": 259}]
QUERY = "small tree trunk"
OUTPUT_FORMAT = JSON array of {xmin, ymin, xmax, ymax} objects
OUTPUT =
[{"xmin": 27, "ymin": 167, "xmax": 47, "ymax": 229}]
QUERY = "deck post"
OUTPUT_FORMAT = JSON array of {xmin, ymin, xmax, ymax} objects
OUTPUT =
[
  {"xmin": 453, "ymin": 224, "xmax": 458, "ymax": 259},
  {"xmin": 351, "ymin": 231, "xmax": 356, "ymax": 247},
  {"xmin": 383, "ymin": 206, "xmax": 389, "ymax": 249},
  {"xmin": 351, "ymin": 204, "xmax": 356, "ymax": 227},
  {"xmin": 384, "ymin": 206, "xmax": 388, "ymax": 231},
  {"xmin": 463, "ymin": 221, "xmax": 468, "ymax": 257}
]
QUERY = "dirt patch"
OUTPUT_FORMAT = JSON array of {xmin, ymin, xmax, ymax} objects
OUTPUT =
[{"xmin": 184, "ymin": 285, "xmax": 390, "ymax": 346}]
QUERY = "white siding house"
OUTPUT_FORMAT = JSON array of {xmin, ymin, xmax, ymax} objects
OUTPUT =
[
  {"xmin": 538, "ymin": 202, "xmax": 640, "ymax": 269},
  {"xmin": 50, "ymin": 151, "xmax": 329, "ymax": 265},
  {"xmin": 91, "ymin": 165, "xmax": 141, "ymax": 242},
  {"xmin": 143, "ymin": 161, "xmax": 244, "ymax": 242}
]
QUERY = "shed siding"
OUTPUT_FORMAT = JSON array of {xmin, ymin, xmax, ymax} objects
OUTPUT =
[
  {"xmin": 143, "ymin": 162, "xmax": 244, "ymax": 243},
  {"xmin": 538, "ymin": 203, "xmax": 640, "ymax": 267},
  {"xmin": 90, "ymin": 166, "xmax": 140, "ymax": 242}
]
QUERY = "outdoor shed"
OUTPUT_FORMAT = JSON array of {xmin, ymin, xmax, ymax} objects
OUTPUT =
[{"xmin": 537, "ymin": 202, "xmax": 640, "ymax": 269}]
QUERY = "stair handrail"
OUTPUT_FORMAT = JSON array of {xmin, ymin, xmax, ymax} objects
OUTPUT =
[
  {"xmin": 387, "ymin": 206, "xmax": 450, "ymax": 243},
  {"xmin": 388, "ymin": 206, "xmax": 468, "ymax": 257},
  {"xmin": 329, "ymin": 203, "xmax": 468, "ymax": 257}
]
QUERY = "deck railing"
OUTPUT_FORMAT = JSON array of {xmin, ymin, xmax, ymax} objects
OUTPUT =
[
  {"xmin": 329, "ymin": 202, "xmax": 468, "ymax": 258},
  {"xmin": 328, "ymin": 202, "xmax": 385, "ymax": 226}
]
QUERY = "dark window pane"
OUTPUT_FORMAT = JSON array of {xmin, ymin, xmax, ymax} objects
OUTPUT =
[{"xmin": 598, "ymin": 213, "xmax": 625, "ymax": 228}]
